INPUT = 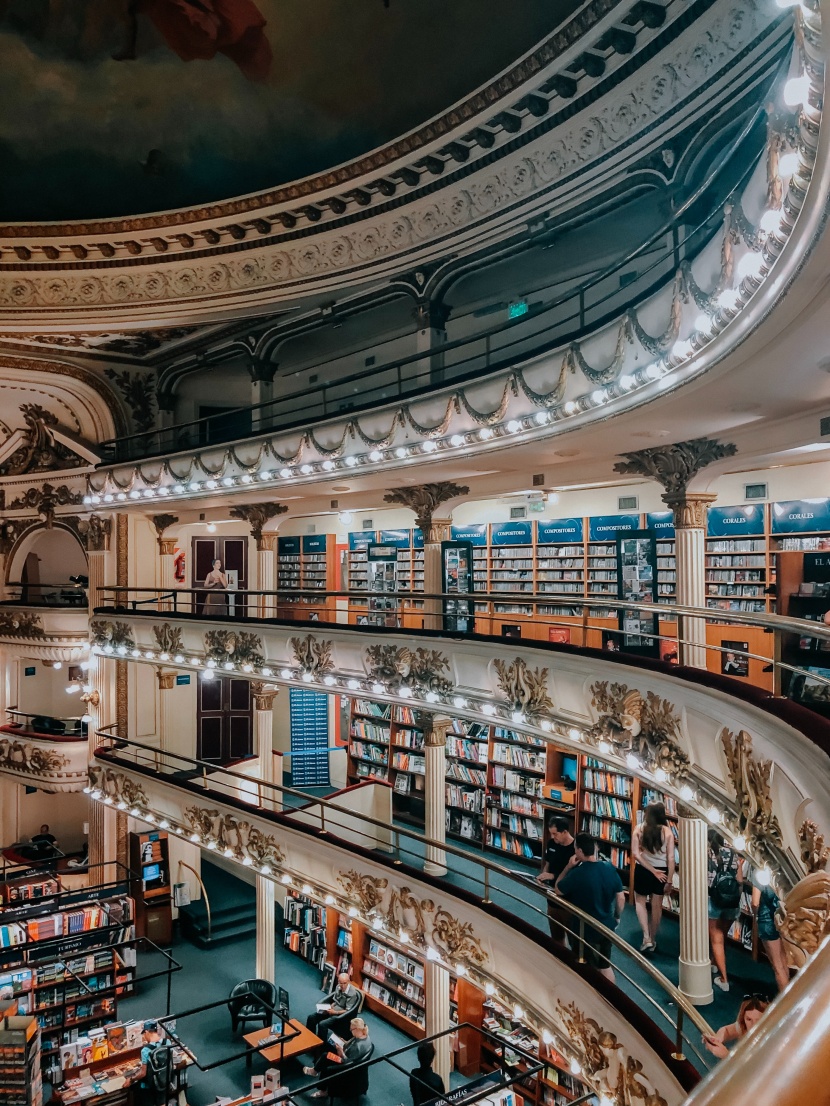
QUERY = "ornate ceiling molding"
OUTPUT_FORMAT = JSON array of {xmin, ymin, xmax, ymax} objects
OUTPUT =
[
  {"xmin": 383, "ymin": 481, "xmax": 469, "ymax": 537},
  {"xmin": 0, "ymin": 0, "xmax": 785, "ymax": 323},
  {"xmin": 613, "ymin": 437, "xmax": 738, "ymax": 525},
  {"xmin": 228, "ymin": 501, "xmax": 288, "ymax": 544}
]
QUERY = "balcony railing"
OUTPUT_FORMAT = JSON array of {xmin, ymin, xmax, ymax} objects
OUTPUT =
[
  {"xmin": 97, "ymin": 95, "xmax": 770, "ymax": 465},
  {"xmin": 2, "ymin": 581, "xmax": 87, "ymax": 609}
]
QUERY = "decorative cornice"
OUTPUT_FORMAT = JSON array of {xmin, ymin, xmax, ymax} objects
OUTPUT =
[
  {"xmin": 720, "ymin": 726, "xmax": 782, "ymax": 862},
  {"xmin": 182, "ymin": 804, "xmax": 286, "ymax": 867},
  {"xmin": 77, "ymin": 514, "xmax": 112, "ymax": 552},
  {"xmin": 153, "ymin": 624, "xmax": 184, "ymax": 656},
  {"xmin": 150, "ymin": 514, "xmax": 179, "ymax": 539},
  {"xmin": 364, "ymin": 644, "xmax": 453, "ymax": 697},
  {"xmin": 229, "ymin": 502, "xmax": 288, "ymax": 544},
  {"xmin": 8, "ymin": 482, "xmax": 83, "ymax": 524},
  {"xmin": 0, "ymin": 404, "xmax": 85, "ymax": 477},
  {"xmin": 204, "ymin": 629, "xmax": 264, "ymax": 668},
  {"xmin": 90, "ymin": 620, "xmax": 135, "ymax": 652},
  {"xmin": 0, "ymin": 738, "xmax": 69, "ymax": 777},
  {"xmin": 383, "ymin": 482, "xmax": 469, "ymax": 537},
  {"xmin": 0, "ymin": 610, "xmax": 45, "ymax": 639},
  {"xmin": 493, "ymin": 657, "xmax": 553, "ymax": 716}
]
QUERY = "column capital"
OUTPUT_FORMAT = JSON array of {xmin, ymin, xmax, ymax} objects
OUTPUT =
[
  {"xmin": 421, "ymin": 713, "xmax": 452, "ymax": 745},
  {"xmin": 257, "ymin": 532, "xmax": 278, "ymax": 553},
  {"xmin": 251, "ymin": 681, "xmax": 279, "ymax": 710},
  {"xmin": 77, "ymin": 514, "xmax": 112, "ymax": 552},
  {"xmin": 229, "ymin": 502, "xmax": 288, "ymax": 544},
  {"xmin": 156, "ymin": 669, "xmax": 176, "ymax": 691},
  {"xmin": 158, "ymin": 537, "xmax": 178, "ymax": 556},
  {"xmin": 613, "ymin": 437, "xmax": 736, "ymax": 522},
  {"xmin": 383, "ymin": 483, "xmax": 468, "ymax": 538},
  {"xmin": 665, "ymin": 492, "xmax": 718, "ymax": 530}
]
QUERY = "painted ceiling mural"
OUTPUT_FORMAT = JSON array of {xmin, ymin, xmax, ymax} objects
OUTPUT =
[{"xmin": 0, "ymin": 0, "xmax": 569, "ymax": 222}]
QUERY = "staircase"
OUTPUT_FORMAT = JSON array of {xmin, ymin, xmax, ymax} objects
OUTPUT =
[{"xmin": 178, "ymin": 860, "xmax": 258, "ymax": 949}]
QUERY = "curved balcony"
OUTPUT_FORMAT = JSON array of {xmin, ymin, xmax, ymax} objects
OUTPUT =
[
  {"xmin": 91, "ymin": 590, "xmax": 830, "ymax": 898},
  {"xmin": 0, "ymin": 589, "xmax": 89, "ymax": 661},
  {"xmin": 0, "ymin": 710, "xmax": 89, "ymax": 792},
  {"xmin": 89, "ymin": 731, "xmax": 712, "ymax": 1105}
]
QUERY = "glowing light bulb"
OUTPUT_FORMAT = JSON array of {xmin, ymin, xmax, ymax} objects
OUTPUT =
[
  {"xmin": 591, "ymin": 389, "xmax": 606, "ymax": 405},
  {"xmin": 369, "ymin": 450, "xmax": 383, "ymax": 462},
  {"xmin": 784, "ymin": 74, "xmax": 810, "ymax": 108},
  {"xmin": 654, "ymin": 767, "xmax": 668, "ymax": 783},
  {"xmin": 760, "ymin": 209, "xmax": 784, "ymax": 235},
  {"xmin": 694, "ymin": 313, "xmax": 713, "ymax": 333},
  {"xmin": 564, "ymin": 400, "xmax": 578, "ymax": 415},
  {"xmin": 450, "ymin": 434, "xmax": 465, "ymax": 447},
  {"xmin": 736, "ymin": 251, "xmax": 764, "ymax": 282},
  {"xmin": 482, "ymin": 704, "xmax": 496, "ymax": 716},
  {"xmin": 279, "ymin": 468, "xmax": 292, "ymax": 479},
  {"xmin": 732, "ymin": 834, "xmax": 747, "ymax": 851},
  {"xmin": 347, "ymin": 679, "xmax": 360, "ymax": 690},
  {"xmin": 619, "ymin": 374, "xmax": 635, "ymax": 391},
  {"xmin": 422, "ymin": 440, "xmax": 437, "ymax": 453},
  {"xmin": 756, "ymin": 867, "xmax": 772, "ymax": 887},
  {"xmin": 507, "ymin": 420, "xmax": 522, "ymax": 433},
  {"xmin": 395, "ymin": 447, "xmax": 407, "ymax": 459},
  {"xmin": 680, "ymin": 784, "xmax": 695, "ymax": 802},
  {"xmin": 707, "ymin": 806, "xmax": 721, "ymax": 824},
  {"xmin": 568, "ymin": 728, "xmax": 581, "ymax": 741},
  {"xmin": 535, "ymin": 410, "xmax": 550, "ymax": 425},
  {"xmin": 453, "ymin": 696, "xmax": 467, "ymax": 708},
  {"xmin": 345, "ymin": 455, "xmax": 357, "ymax": 467},
  {"xmin": 300, "ymin": 464, "xmax": 313, "ymax": 474},
  {"xmin": 479, "ymin": 427, "xmax": 494, "ymax": 440}
]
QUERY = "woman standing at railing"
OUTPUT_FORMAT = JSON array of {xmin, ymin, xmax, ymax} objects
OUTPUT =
[
  {"xmin": 202, "ymin": 559, "xmax": 228, "ymax": 615},
  {"xmin": 632, "ymin": 802, "xmax": 676, "ymax": 953}
]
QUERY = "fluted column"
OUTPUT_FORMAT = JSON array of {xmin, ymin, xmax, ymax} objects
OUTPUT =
[
  {"xmin": 256, "ymin": 875, "xmax": 276, "ymax": 983},
  {"xmin": 678, "ymin": 815, "xmax": 713, "ymax": 1005},
  {"xmin": 423, "ymin": 715, "xmax": 451, "ymax": 876},
  {"xmin": 257, "ymin": 534, "xmax": 278, "ymax": 619},
  {"xmin": 424, "ymin": 959, "xmax": 451, "ymax": 1087},
  {"xmin": 670, "ymin": 494, "xmax": 716, "ymax": 670},
  {"xmin": 253, "ymin": 684, "xmax": 280, "ymax": 811},
  {"xmin": 423, "ymin": 518, "xmax": 451, "ymax": 632}
]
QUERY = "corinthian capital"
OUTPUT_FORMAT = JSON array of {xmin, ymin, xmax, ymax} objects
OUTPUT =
[
  {"xmin": 383, "ymin": 482, "xmax": 468, "ymax": 538},
  {"xmin": 229, "ymin": 502, "xmax": 288, "ymax": 546}
]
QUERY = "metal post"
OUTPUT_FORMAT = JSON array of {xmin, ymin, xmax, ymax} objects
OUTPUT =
[
  {"xmin": 578, "ymin": 918, "xmax": 586, "ymax": 964},
  {"xmin": 482, "ymin": 867, "xmax": 491, "ymax": 904},
  {"xmin": 394, "ymin": 830, "xmax": 402, "ymax": 865},
  {"xmin": 672, "ymin": 1008, "xmax": 686, "ymax": 1062},
  {"xmin": 771, "ymin": 627, "xmax": 783, "ymax": 697}
]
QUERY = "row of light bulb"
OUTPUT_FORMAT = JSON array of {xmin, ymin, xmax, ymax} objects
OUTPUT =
[
  {"xmin": 82, "ymin": 125, "xmax": 807, "ymax": 513},
  {"xmin": 98, "ymin": 641, "xmax": 779, "ymax": 889}
]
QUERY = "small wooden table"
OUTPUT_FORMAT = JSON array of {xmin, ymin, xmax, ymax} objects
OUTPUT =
[{"xmin": 244, "ymin": 1018, "xmax": 322, "ymax": 1067}]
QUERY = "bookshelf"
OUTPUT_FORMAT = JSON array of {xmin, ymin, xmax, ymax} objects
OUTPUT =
[
  {"xmin": 348, "ymin": 699, "xmax": 392, "ymax": 784},
  {"xmin": 486, "ymin": 728, "xmax": 546, "ymax": 862},
  {"xmin": 283, "ymin": 891, "xmax": 330, "ymax": 969},
  {"xmin": 445, "ymin": 719, "xmax": 488, "ymax": 845},
  {"xmin": 360, "ymin": 929, "xmax": 426, "ymax": 1035},
  {"xmin": 0, "ymin": 1014, "xmax": 41, "ymax": 1106},
  {"xmin": 128, "ymin": 831, "xmax": 172, "ymax": 945},
  {"xmin": 347, "ymin": 531, "xmax": 375, "ymax": 622},
  {"xmin": 301, "ymin": 535, "xmax": 337, "ymax": 618},
  {"xmin": 390, "ymin": 706, "xmax": 426, "ymax": 821},
  {"xmin": 480, "ymin": 995, "xmax": 540, "ymax": 1098},
  {"xmin": 580, "ymin": 758, "xmax": 632, "ymax": 875},
  {"xmin": 538, "ymin": 1042, "xmax": 591, "ymax": 1106}
]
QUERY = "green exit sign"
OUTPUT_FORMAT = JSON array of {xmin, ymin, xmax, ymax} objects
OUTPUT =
[{"xmin": 508, "ymin": 299, "xmax": 529, "ymax": 319}]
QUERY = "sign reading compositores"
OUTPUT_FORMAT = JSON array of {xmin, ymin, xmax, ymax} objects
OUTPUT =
[
  {"xmin": 379, "ymin": 529, "xmax": 411, "ymax": 548},
  {"xmin": 451, "ymin": 524, "xmax": 487, "ymax": 546},
  {"xmin": 771, "ymin": 498, "xmax": 830, "ymax": 534},
  {"xmin": 348, "ymin": 530, "xmax": 376, "ymax": 550},
  {"xmin": 536, "ymin": 518, "xmax": 583, "ymax": 544},
  {"xmin": 588, "ymin": 515, "xmax": 640, "ymax": 541},
  {"xmin": 646, "ymin": 511, "xmax": 675, "ymax": 538},
  {"xmin": 706, "ymin": 505, "xmax": 765, "ymax": 537},
  {"xmin": 490, "ymin": 521, "xmax": 532, "ymax": 546}
]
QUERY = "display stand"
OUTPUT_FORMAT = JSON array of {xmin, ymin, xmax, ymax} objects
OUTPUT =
[{"xmin": 128, "ymin": 831, "xmax": 172, "ymax": 945}]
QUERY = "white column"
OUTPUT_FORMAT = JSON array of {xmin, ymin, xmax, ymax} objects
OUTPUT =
[
  {"xmin": 257, "ymin": 534, "xmax": 277, "ymax": 619},
  {"xmin": 157, "ymin": 536, "xmax": 179, "ymax": 611},
  {"xmin": 253, "ymin": 685, "xmax": 280, "ymax": 810},
  {"xmin": 256, "ymin": 875, "xmax": 276, "ymax": 983},
  {"xmin": 87, "ymin": 548, "xmax": 108, "ymax": 611},
  {"xmin": 157, "ymin": 670, "xmax": 176, "ymax": 755},
  {"xmin": 423, "ymin": 519, "xmax": 451, "ymax": 633},
  {"xmin": 678, "ymin": 816, "xmax": 713, "ymax": 1006},
  {"xmin": 670, "ymin": 494, "xmax": 715, "ymax": 670},
  {"xmin": 424, "ymin": 960, "xmax": 451, "ymax": 1087},
  {"xmin": 424, "ymin": 716, "xmax": 450, "ymax": 876}
]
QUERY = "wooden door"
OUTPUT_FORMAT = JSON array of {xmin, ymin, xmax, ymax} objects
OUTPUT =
[
  {"xmin": 192, "ymin": 536, "xmax": 248, "ymax": 617},
  {"xmin": 197, "ymin": 676, "xmax": 253, "ymax": 763}
]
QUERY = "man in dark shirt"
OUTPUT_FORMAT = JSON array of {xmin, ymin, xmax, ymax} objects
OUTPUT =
[
  {"xmin": 556, "ymin": 832, "xmax": 625, "ymax": 983},
  {"xmin": 409, "ymin": 1040, "xmax": 445, "ymax": 1106},
  {"xmin": 537, "ymin": 816, "xmax": 575, "ymax": 941}
]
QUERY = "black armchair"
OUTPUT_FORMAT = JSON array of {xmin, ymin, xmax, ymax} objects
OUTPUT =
[
  {"xmin": 326, "ymin": 989, "xmax": 365, "ymax": 1038},
  {"xmin": 325, "ymin": 1044, "xmax": 373, "ymax": 1104},
  {"xmin": 228, "ymin": 978, "xmax": 277, "ymax": 1034}
]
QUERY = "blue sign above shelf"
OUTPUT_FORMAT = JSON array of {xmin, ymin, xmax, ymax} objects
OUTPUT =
[
  {"xmin": 771, "ymin": 498, "xmax": 830, "ymax": 534},
  {"xmin": 348, "ymin": 530, "xmax": 376, "ymax": 550},
  {"xmin": 302, "ymin": 534, "xmax": 328, "ymax": 554},
  {"xmin": 413, "ymin": 529, "xmax": 424, "ymax": 549},
  {"xmin": 706, "ymin": 505, "xmax": 765, "ymax": 538},
  {"xmin": 277, "ymin": 536, "xmax": 301, "ymax": 555},
  {"xmin": 451, "ymin": 524, "xmax": 488, "ymax": 546},
  {"xmin": 588, "ymin": 514, "xmax": 640, "ymax": 542},
  {"xmin": 536, "ymin": 517, "xmax": 584, "ymax": 544},
  {"xmin": 491, "ymin": 521, "xmax": 533, "ymax": 546},
  {"xmin": 379, "ymin": 529, "xmax": 411, "ymax": 548},
  {"xmin": 646, "ymin": 511, "xmax": 675, "ymax": 538}
]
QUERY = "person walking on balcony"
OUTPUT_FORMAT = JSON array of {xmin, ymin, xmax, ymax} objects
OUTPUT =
[
  {"xmin": 751, "ymin": 871, "xmax": 789, "ymax": 993},
  {"xmin": 537, "ymin": 816, "xmax": 575, "ymax": 942},
  {"xmin": 556, "ymin": 833, "xmax": 625, "ymax": 983},
  {"xmin": 708, "ymin": 830, "xmax": 745, "ymax": 992},
  {"xmin": 632, "ymin": 802, "xmax": 676, "ymax": 954},
  {"xmin": 202, "ymin": 558, "xmax": 228, "ymax": 616}
]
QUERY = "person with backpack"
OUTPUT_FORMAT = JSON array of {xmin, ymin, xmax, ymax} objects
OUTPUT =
[
  {"xmin": 137, "ymin": 1021, "xmax": 171, "ymax": 1105},
  {"xmin": 707, "ymin": 830, "xmax": 745, "ymax": 992}
]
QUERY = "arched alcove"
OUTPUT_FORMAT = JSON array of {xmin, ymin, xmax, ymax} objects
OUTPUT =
[{"xmin": 7, "ymin": 525, "xmax": 87, "ymax": 588}]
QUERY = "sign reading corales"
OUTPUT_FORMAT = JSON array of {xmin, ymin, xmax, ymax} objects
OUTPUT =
[
  {"xmin": 491, "ymin": 521, "xmax": 532, "ymax": 546},
  {"xmin": 379, "ymin": 529, "xmax": 411, "ymax": 548},
  {"xmin": 302, "ymin": 534, "xmax": 328, "ymax": 554},
  {"xmin": 451, "ymin": 524, "xmax": 487, "ymax": 546},
  {"xmin": 588, "ymin": 515, "xmax": 640, "ymax": 541},
  {"xmin": 646, "ymin": 511, "xmax": 675, "ymax": 538},
  {"xmin": 537, "ymin": 517, "xmax": 583, "ymax": 544},
  {"xmin": 413, "ymin": 529, "xmax": 424, "ymax": 549},
  {"xmin": 277, "ymin": 535, "xmax": 301, "ymax": 556},
  {"xmin": 348, "ymin": 530, "xmax": 376, "ymax": 550},
  {"xmin": 706, "ymin": 505, "xmax": 765, "ymax": 538},
  {"xmin": 771, "ymin": 498, "xmax": 830, "ymax": 535}
]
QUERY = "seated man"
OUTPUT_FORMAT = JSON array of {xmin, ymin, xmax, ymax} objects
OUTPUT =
[
  {"xmin": 306, "ymin": 972, "xmax": 360, "ymax": 1040},
  {"xmin": 304, "ymin": 1016, "xmax": 371, "ymax": 1099}
]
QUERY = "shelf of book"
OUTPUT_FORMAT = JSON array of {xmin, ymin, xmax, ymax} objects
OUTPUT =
[
  {"xmin": 283, "ymin": 891, "xmax": 333, "ymax": 970},
  {"xmin": 579, "ymin": 758, "xmax": 632, "ymax": 874},
  {"xmin": 0, "ymin": 1014, "xmax": 42, "ymax": 1106},
  {"xmin": 355, "ymin": 923, "xmax": 425, "ymax": 1038}
]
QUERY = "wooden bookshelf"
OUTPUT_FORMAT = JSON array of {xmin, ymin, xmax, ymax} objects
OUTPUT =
[
  {"xmin": 128, "ymin": 831, "xmax": 172, "ymax": 945},
  {"xmin": 283, "ymin": 891, "xmax": 335, "ymax": 970},
  {"xmin": 0, "ymin": 1014, "xmax": 42, "ymax": 1106}
]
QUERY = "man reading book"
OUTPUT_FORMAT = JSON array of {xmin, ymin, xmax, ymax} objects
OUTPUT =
[
  {"xmin": 303, "ymin": 1017, "xmax": 371, "ymax": 1099},
  {"xmin": 306, "ymin": 972, "xmax": 360, "ymax": 1041}
]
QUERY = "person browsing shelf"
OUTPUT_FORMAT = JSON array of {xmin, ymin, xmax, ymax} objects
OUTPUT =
[
  {"xmin": 410, "ymin": 1040, "xmax": 446, "ymax": 1106},
  {"xmin": 136, "ymin": 1020, "xmax": 163, "ymax": 1104},
  {"xmin": 306, "ymin": 972, "xmax": 361, "ymax": 1040},
  {"xmin": 304, "ymin": 1017, "xmax": 371, "ymax": 1099},
  {"xmin": 707, "ymin": 830, "xmax": 745, "ymax": 992},
  {"xmin": 632, "ymin": 802, "xmax": 676, "ymax": 954},
  {"xmin": 537, "ymin": 816, "xmax": 575, "ymax": 941},
  {"xmin": 703, "ymin": 995, "xmax": 770, "ymax": 1058},
  {"xmin": 555, "ymin": 833, "xmax": 625, "ymax": 983}
]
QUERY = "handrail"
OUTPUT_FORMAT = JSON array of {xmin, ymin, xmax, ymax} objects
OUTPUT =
[
  {"xmin": 92, "ymin": 726, "xmax": 715, "ymax": 1075},
  {"xmin": 97, "ymin": 86, "xmax": 773, "ymax": 464},
  {"xmin": 176, "ymin": 859, "xmax": 210, "ymax": 944}
]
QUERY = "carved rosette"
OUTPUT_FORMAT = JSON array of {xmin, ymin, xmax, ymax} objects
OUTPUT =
[
  {"xmin": 290, "ymin": 634, "xmax": 334, "ymax": 677},
  {"xmin": 493, "ymin": 657, "xmax": 553, "ymax": 715},
  {"xmin": 382, "ymin": 483, "xmax": 469, "ymax": 538},
  {"xmin": 336, "ymin": 868, "xmax": 487, "ymax": 967},
  {"xmin": 228, "ymin": 502, "xmax": 288, "ymax": 546},
  {"xmin": 364, "ymin": 644, "xmax": 453, "ymax": 696},
  {"xmin": 720, "ymin": 727, "xmax": 782, "ymax": 860},
  {"xmin": 153, "ymin": 623, "xmax": 184, "ymax": 655}
]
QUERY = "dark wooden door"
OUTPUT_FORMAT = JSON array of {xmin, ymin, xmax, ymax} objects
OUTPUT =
[
  {"xmin": 197, "ymin": 676, "xmax": 252, "ymax": 763},
  {"xmin": 192, "ymin": 536, "xmax": 248, "ymax": 616}
]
